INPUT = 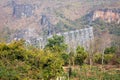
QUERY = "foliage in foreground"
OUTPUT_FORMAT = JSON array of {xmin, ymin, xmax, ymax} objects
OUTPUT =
[
  {"xmin": 75, "ymin": 46, "xmax": 88, "ymax": 65},
  {"xmin": 0, "ymin": 40, "xmax": 64, "ymax": 80},
  {"xmin": 69, "ymin": 65, "xmax": 120, "ymax": 80},
  {"xmin": 0, "ymin": 35, "xmax": 119, "ymax": 80}
]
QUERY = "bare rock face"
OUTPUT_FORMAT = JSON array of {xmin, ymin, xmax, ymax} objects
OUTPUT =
[
  {"xmin": 92, "ymin": 9, "xmax": 120, "ymax": 23},
  {"xmin": 12, "ymin": 1, "xmax": 34, "ymax": 18},
  {"xmin": 0, "ymin": 0, "xmax": 120, "ymax": 44}
]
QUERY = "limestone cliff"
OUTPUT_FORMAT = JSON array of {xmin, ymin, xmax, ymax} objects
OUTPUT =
[
  {"xmin": 92, "ymin": 9, "xmax": 120, "ymax": 23},
  {"xmin": 0, "ymin": 0, "xmax": 120, "ymax": 42}
]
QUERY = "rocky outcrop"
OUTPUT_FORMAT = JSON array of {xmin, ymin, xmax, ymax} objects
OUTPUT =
[
  {"xmin": 0, "ymin": 0, "xmax": 120, "ymax": 45},
  {"xmin": 92, "ymin": 9, "xmax": 120, "ymax": 23},
  {"xmin": 12, "ymin": 1, "xmax": 34, "ymax": 18}
]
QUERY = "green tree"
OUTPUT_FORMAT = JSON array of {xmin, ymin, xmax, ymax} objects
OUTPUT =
[
  {"xmin": 45, "ymin": 35, "xmax": 68, "ymax": 66},
  {"xmin": 104, "ymin": 46, "xmax": 116, "ymax": 54},
  {"xmin": 61, "ymin": 53, "xmax": 69, "ymax": 66},
  {"xmin": 45, "ymin": 35, "xmax": 67, "ymax": 53},
  {"xmin": 0, "ymin": 40, "xmax": 65, "ymax": 80},
  {"xmin": 94, "ymin": 53, "xmax": 114, "ymax": 64},
  {"xmin": 36, "ymin": 50, "xmax": 64, "ymax": 80},
  {"xmin": 75, "ymin": 46, "xmax": 88, "ymax": 65}
]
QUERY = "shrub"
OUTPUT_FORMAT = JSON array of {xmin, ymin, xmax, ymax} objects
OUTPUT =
[
  {"xmin": 75, "ymin": 46, "xmax": 88, "ymax": 65},
  {"xmin": 104, "ymin": 54, "xmax": 114, "ymax": 64},
  {"xmin": 116, "ymin": 58, "xmax": 120, "ymax": 64},
  {"xmin": 61, "ymin": 53, "xmax": 69, "ymax": 66},
  {"xmin": 70, "ymin": 70, "xmax": 77, "ymax": 78},
  {"xmin": 94, "ymin": 53, "xmax": 114, "ymax": 64},
  {"xmin": 0, "ymin": 40, "xmax": 64, "ymax": 80},
  {"xmin": 112, "ymin": 55, "xmax": 120, "ymax": 65},
  {"xmin": 103, "ymin": 72, "xmax": 120, "ymax": 80},
  {"xmin": 94, "ymin": 53, "xmax": 102, "ymax": 64},
  {"xmin": 104, "ymin": 46, "xmax": 116, "ymax": 54}
]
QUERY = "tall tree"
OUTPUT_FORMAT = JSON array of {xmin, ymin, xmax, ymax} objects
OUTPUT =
[{"xmin": 45, "ymin": 35, "xmax": 67, "ymax": 53}]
